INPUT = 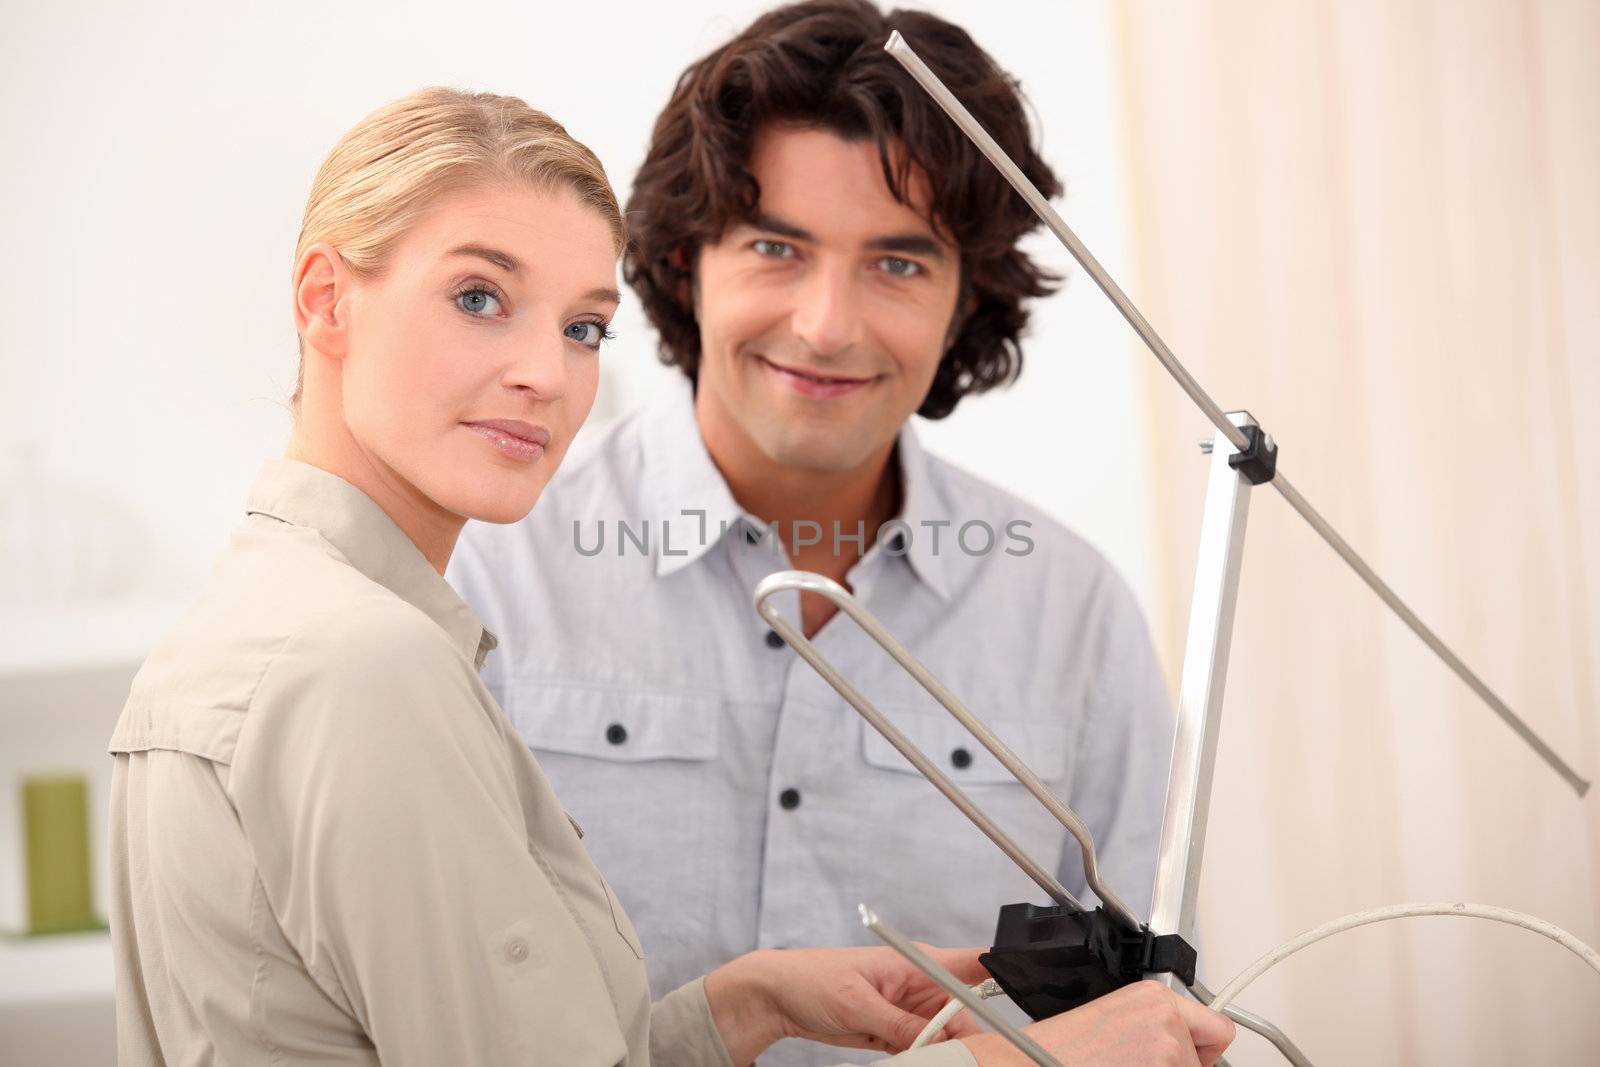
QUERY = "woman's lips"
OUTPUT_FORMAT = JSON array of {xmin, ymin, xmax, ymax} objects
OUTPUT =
[
  {"xmin": 757, "ymin": 355, "xmax": 876, "ymax": 399},
  {"xmin": 463, "ymin": 419, "xmax": 551, "ymax": 463}
]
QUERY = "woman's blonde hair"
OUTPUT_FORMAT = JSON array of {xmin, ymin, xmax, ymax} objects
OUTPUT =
[{"xmin": 291, "ymin": 87, "xmax": 625, "ymax": 407}]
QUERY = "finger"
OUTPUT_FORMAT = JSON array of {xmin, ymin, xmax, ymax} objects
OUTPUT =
[
  {"xmin": 1171, "ymin": 995, "xmax": 1236, "ymax": 1060},
  {"xmin": 862, "ymin": 1002, "xmax": 939, "ymax": 1052},
  {"xmin": 940, "ymin": 1009, "xmax": 983, "ymax": 1039}
]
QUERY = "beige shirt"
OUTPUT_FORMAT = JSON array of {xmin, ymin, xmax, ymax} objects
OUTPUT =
[{"xmin": 107, "ymin": 459, "xmax": 975, "ymax": 1067}]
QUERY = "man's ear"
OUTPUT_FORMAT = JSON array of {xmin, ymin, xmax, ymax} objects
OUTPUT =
[
  {"xmin": 293, "ymin": 242, "xmax": 353, "ymax": 359},
  {"xmin": 944, "ymin": 288, "xmax": 977, "ymax": 352},
  {"xmin": 668, "ymin": 242, "xmax": 698, "ymax": 314}
]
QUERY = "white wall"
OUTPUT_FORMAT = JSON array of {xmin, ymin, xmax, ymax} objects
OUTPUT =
[
  {"xmin": 0, "ymin": 0, "xmax": 1160, "ymax": 617},
  {"xmin": 13, "ymin": 4, "xmax": 1589, "ymax": 1064},
  {"xmin": 2, "ymin": 2, "xmax": 1159, "ymax": 1059}
]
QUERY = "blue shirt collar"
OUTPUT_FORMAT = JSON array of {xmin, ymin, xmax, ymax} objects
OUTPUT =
[
  {"xmin": 638, "ymin": 376, "xmax": 748, "ymax": 578},
  {"xmin": 637, "ymin": 375, "xmax": 950, "ymax": 600}
]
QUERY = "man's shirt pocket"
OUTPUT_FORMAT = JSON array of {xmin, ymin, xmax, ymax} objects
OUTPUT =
[
  {"xmin": 504, "ymin": 681, "xmax": 720, "ymax": 763},
  {"xmin": 497, "ymin": 680, "xmax": 724, "ymax": 964},
  {"xmin": 854, "ymin": 704, "xmax": 1079, "ymax": 903}
]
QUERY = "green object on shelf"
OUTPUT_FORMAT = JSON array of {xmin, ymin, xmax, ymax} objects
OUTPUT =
[{"xmin": 23, "ymin": 773, "xmax": 106, "ymax": 935}]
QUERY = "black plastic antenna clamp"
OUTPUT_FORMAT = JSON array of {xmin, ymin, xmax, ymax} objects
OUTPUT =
[
  {"xmin": 1227, "ymin": 422, "xmax": 1279, "ymax": 485},
  {"xmin": 978, "ymin": 903, "xmax": 1198, "ymax": 1021}
]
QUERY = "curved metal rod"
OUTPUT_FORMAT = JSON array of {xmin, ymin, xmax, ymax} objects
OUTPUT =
[
  {"xmin": 755, "ymin": 569, "xmax": 1144, "ymax": 930},
  {"xmin": 754, "ymin": 569, "xmax": 1309, "ymax": 1063},
  {"xmin": 755, "ymin": 571, "xmax": 1078, "ymax": 910},
  {"xmin": 882, "ymin": 31, "xmax": 1588, "ymax": 798},
  {"xmin": 1190, "ymin": 980, "xmax": 1315, "ymax": 1067}
]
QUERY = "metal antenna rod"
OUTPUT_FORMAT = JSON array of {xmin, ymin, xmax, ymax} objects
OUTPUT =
[
  {"xmin": 755, "ymin": 573, "xmax": 1083, "ymax": 911},
  {"xmin": 883, "ymin": 31, "xmax": 1588, "ymax": 798},
  {"xmin": 756, "ymin": 570, "xmax": 1148, "ymax": 925},
  {"xmin": 861, "ymin": 906, "xmax": 1066, "ymax": 1067},
  {"xmin": 1191, "ymin": 979, "xmax": 1315, "ymax": 1067},
  {"xmin": 760, "ymin": 571, "xmax": 1313, "ymax": 1064}
]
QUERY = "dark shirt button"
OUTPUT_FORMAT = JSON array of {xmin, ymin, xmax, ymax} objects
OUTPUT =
[
  {"xmin": 764, "ymin": 630, "xmax": 786, "ymax": 649},
  {"xmin": 779, "ymin": 788, "xmax": 802, "ymax": 810},
  {"xmin": 951, "ymin": 746, "xmax": 974, "ymax": 770},
  {"xmin": 744, "ymin": 526, "xmax": 761, "ymax": 545},
  {"xmin": 605, "ymin": 722, "xmax": 628, "ymax": 745}
]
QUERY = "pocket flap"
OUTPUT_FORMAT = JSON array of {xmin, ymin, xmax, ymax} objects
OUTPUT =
[
  {"xmin": 503, "ymin": 681, "xmax": 719, "ymax": 763},
  {"xmin": 861, "ymin": 705, "xmax": 1068, "ymax": 785}
]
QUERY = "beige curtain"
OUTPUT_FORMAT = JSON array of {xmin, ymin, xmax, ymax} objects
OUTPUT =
[{"xmin": 1111, "ymin": 2, "xmax": 1600, "ymax": 1063}]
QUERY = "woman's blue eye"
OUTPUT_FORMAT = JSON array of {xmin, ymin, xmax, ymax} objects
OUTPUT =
[
  {"xmin": 564, "ymin": 321, "xmax": 610, "ymax": 347},
  {"xmin": 753, "ymin": 239, "xmax": 795, "ymax": 259},
  {"xmin": 878, "ymin": 256, "xmax": 922, "ymax": 278},
  {"xmin": 456, "ymin": 288, "xmax": 503, "ymax": 316}
]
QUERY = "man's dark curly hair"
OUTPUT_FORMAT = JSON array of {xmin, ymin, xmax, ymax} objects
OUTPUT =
[{"xmin": 624, "ymin": 0, "xmax": 1062, "ymax": 419}]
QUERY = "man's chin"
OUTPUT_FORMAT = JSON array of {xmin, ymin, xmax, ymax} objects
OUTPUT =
[{"xmin": 755, "ymin": 433, "xmax": 882, "ymax": 475}]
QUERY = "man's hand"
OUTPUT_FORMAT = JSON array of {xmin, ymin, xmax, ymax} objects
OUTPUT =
[
  {"xmin": 963, "ymin": 980, "xmax": 1236, "ymax": 1067},
  {"xmin": 705, "ymin": 944, "xmax": 988, "ymax": 1066}
]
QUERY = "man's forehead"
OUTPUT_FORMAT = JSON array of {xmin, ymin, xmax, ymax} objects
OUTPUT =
[{"xmin": 746, "ymin": 123, "xmax": 950, "ymax": 248}]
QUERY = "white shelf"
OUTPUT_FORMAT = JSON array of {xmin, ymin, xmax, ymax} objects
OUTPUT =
[
  {"xmin": 0, "ymin": 930, "xmax": 112, "ymax": 1006},
  {"xmin": 0, "ymin": 597, "xmax": 192, "ymax": 679}
]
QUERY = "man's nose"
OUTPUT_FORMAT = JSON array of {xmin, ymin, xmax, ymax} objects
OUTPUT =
[{"xmin": 789, "ymin": 260, "xmax": 863, "ymax": 357}]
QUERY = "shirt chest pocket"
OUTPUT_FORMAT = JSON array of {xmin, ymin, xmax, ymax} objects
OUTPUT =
[
  {"xmin": 499, "ymin": 681, "xmax": 722, "ymax": 956},
  {"xmin": 861, "ymin": 705, "xmax": 1073, "ymax": 787},
  {"xmin": 860, "ymin": 705, "xmax": 1078, "ymax": 873},
  {"xmin": 502, "ymin": 681, "xmax": 720, "ymax": 763}
]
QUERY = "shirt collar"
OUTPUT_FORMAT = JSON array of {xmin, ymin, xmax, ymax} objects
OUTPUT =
[
  {"xmin": 245, "ymin": 458, "xmax": 498, "ymax": 668},
  {"xmin": 891, "ymin": 424, "xmax": 952, "ymax": 601},
  {"xmin": 639, "ymin": 375, "xmax": 750, "ymax": 579},
  {"xmin": 636, "ymin": 376, "xmax": 950, "ymax": 600}
]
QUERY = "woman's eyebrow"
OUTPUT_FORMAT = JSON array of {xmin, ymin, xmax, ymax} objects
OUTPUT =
[{"xmin": 447, "ymin": 243, "xmax": 521, "ymax": 274}]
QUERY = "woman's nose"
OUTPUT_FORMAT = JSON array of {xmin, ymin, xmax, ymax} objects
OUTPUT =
[{"xmin": 502, "ymin": 336, "xmax": 568, "ymax": 401}]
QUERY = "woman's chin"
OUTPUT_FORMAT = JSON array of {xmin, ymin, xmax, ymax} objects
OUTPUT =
[
  {"xmin": 463, "ymin": 492, "xmax": 543, "ymax": 526},
  {"xmin": 439, "ymin": 477, "xmax": 547, "ymax": 527}
]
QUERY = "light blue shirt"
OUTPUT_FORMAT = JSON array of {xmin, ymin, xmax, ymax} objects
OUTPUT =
[{"xmin": 448, "ymin": 376, "xmax": 1174, "ymax": 1066}]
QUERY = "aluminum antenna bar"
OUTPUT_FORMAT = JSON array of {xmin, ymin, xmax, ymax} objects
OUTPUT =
[
  {"xmin": 754, "ymin": 571, "xmax": 1087, "ymax": 914},
  {"xmin": 1191, "ymin": 980, "xmax": 1315, "ymax": 1067},
  {"xmin": 757, "ymin": 572, "xmax": 1313, "ymax": 1063},
  {"xmin": 883, "ymin": 30, "xmax": 1588, "ymax": 798},
  {"xmin": 862, "ymin": 906, "xmax": 1065, "ymax": 1067},
  {"xmin": 755, "ymin": 569, "xmax": 1145, "ymax": 926}
]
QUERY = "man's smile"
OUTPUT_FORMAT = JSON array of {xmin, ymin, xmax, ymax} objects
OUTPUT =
[{"xmin": 754, "ymin": 354, "xmax": 880, "ymax": 399}]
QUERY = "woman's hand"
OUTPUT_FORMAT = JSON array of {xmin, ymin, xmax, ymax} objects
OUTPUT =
[
  {"xmin": 704, "ymin": 944, "xmax": 989, "ymax": 1066},
  {"xmin": 963, "ymin": 980, "xmax": 1236, "ymax": 1067}
]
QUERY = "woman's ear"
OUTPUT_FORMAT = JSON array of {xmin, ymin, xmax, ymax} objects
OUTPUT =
[{"xmin": 293, "ymin": 243, "xmax": 353, "ymax": 359}]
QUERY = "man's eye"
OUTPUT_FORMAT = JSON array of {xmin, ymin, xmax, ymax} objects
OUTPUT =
[
  {"xmin": 456, "ymin": 288, "xmax": 504, "ymax": 316},
  {"xmin": 878, "ymin": 256, "xmax": 922, "ymax": 278},
  {"xmin": 752, "ymin": 239, "xmax": 795, "ymax": 259},
  {"xmin": 564, "ymin": 321, "xmax": 612, "ymax": 348}
]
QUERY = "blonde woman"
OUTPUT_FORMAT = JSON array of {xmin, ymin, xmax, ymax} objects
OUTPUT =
[{"xmin": 107, "ymin": 88, "xmax": 1232, "ymax": 1067}]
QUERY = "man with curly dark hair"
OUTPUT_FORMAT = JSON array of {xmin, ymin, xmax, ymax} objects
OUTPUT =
[{"xmin": 450, "ymin": 4, "xmax": 1181, "ymax": 1064}]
